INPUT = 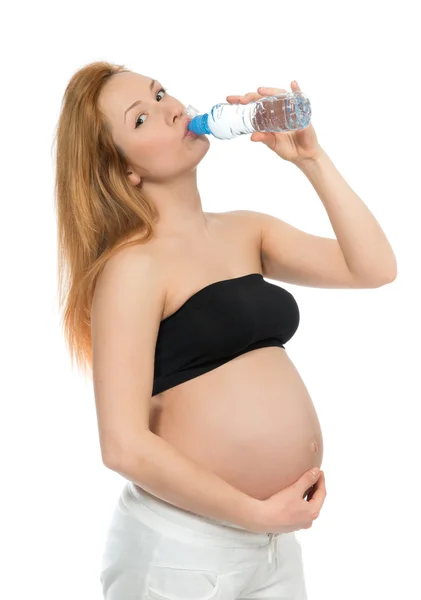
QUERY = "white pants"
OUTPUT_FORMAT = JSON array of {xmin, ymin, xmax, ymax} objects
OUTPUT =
[{"xmin": 99, "ymin": 481, "xmax": 308, "ymax": 599}]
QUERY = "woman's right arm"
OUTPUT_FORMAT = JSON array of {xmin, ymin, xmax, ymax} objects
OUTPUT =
[
  {"xmin": 108, "ymin": 429, "xmax": 264, "ymax": 531},
  {"xmin": 91, "ymin": 247, "xmax": 266, "ymax": 533}
]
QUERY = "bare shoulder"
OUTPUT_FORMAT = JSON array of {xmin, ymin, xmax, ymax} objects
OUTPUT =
[
  {"xmin": 96, "ymin": 240, "xmax": 151, "ymax": 283},
  {"xmin": 213, "ymin": 209, "xmax": 263, "ymax": 243},
  {"xmin": 93, "ymin": 239, "xmax": 166, "ymax": 321}
]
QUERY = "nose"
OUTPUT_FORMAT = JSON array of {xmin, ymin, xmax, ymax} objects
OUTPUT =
[
  {"xmin": 167, "ymin": 104, "xmax": 184, "ymax": 125},
  {"xmin": 158, "ymin": 102, "xmax": 185, "ymax": 132},
  {"xmin": 174, "ymin": 107, "xmax": 184, "ymax": 123}
]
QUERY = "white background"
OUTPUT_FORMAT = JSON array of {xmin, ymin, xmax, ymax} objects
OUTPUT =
[{"xmin": 1, "ymin": 1, "xmax": 420, "ymax": 599}]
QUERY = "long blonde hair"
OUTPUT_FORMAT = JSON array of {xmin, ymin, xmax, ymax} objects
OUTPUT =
[{"xmin": 52, "ymin": 61, "xmax": 159, "ymax": 379}]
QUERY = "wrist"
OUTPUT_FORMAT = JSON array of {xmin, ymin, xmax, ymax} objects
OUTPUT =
[
  {"xmin": 242, "ymin": 497, "xmax": 271, "ymax": 533},
  {"xmin": 293, "ymin": 147, "xmax": 326, "ymax": 170}
]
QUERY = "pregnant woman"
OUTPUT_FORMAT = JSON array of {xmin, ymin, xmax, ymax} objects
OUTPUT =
[{"xmin": 54, "ymin": 62, "xmax": 397, "ymax": 599}]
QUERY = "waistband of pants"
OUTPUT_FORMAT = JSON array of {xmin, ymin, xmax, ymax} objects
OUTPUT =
[{"xmin": 123, "ymin": 481, "xmax": 274, "ymax": 548}]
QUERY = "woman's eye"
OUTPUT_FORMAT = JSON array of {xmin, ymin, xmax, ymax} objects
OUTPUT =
[{"xmin": 135, "ymin": 88, "xmax": 167, "ymax": 129}]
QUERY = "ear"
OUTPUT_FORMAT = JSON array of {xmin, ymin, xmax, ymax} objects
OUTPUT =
[{"xmin": 127, "ymin": 170, "xmax": 141, "ymax": 187}]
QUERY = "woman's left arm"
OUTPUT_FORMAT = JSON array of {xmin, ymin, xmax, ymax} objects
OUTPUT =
[
  {"xmin": 227, "ymin": 81, "xmax": 397, "ymax": 282},
  {"xmin": 294, "ymin": 149, "xmax": 398, "ymax": 282}
]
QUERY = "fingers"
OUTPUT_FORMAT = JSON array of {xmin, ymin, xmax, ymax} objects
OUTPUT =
[
  {"xmin": 226, "ymin": 92, "xmax": 262, "ymax": 103},
  {"xmin": 257, "ymin": 87, "xmax": 288, "ymax": 95},
  {"xmin": 305, "ymin": 484, "xmax": 316, "ymax": 501},
  {"xmin": 226, "ymin": 85, "xmax": 292, "ymax": 105},
  {"xmin": 308, "ymin": 471, "xmax": 326, "ymax": 513}
]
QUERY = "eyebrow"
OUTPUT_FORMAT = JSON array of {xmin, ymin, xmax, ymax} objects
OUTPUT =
[{"xmin": 124, "ymin": 79, "xmax": 156, "ymax": 124}]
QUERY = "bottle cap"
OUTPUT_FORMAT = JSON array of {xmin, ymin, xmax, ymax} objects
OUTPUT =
[
  {"xmin": 188, "ymin": 114, "xmax": 211, "ymax": 135},
  {"xmin": 184, "ymin": 105, "xmax": 211, "ymax": 135}
]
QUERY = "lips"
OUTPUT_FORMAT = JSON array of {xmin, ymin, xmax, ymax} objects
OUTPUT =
[
  {"xmin": 183, "ymin": 119, "xmax": 197, "ymax": 138},
  {"xmin": 183, "ymin": 118, "xmax": 193, "ymax": 137}
]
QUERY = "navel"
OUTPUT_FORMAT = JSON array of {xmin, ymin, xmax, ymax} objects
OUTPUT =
[{"xmin": 310, "ymin": 440, "xmax": 318, "ymax": 453}]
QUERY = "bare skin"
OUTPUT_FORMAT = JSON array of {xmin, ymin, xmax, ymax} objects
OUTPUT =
[
  {"xmin": 99, "ymin": 72, "xmax": 323, "ymax": 502},
  {"xmin": 98, "ymin": 70, "xmax": 212, "ymax": 239},
  {"xmin": 146, "ymin": 211, "xmax": 323, "ymax": 501}
]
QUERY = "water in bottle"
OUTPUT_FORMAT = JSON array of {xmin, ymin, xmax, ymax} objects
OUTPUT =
[{"xmin": 185, "ymin": 91, "xmax": 311, "ymax": 140}]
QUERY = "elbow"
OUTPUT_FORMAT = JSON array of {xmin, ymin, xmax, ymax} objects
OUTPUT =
[
  {"xmin": 101, "ymin": 431, "xmax": 152, "ymax": 472},
  {"xmin": 365, "ymin": 269, "xmax": 398, "ymax": 288},
  {"xmin": 102, "ymin": 450, "xmax": 125, "ymax": 471},
  {"xmin": 378, "ymin": 270, "xmax": 398, "ymax": 286},
  {"xmin": 102, "ymin": 453, "xmax": 121, "ymax": 471},
  {"xmin": 103, "ymin": 450, "xmax": 136, "ymax": 476}
]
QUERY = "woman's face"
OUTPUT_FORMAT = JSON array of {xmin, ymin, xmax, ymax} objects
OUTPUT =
[{"xmin": 99, "ymin": 71, "xmax": 210, "ymax": 184}]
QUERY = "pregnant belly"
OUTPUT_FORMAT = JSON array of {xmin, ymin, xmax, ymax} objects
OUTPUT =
[{"xmin": 149, "ymin": 347, "xmax": 324, "ymax": 500}]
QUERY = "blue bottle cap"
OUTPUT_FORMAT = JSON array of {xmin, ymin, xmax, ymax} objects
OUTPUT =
[{"xmin": 187, "ymin": 114, "xmax": 211, "ymax": 135}]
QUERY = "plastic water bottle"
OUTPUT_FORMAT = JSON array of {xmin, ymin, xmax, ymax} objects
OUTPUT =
[{"xmin": 184, "ymin": 91, "xmax": 311, "ymax": 140}]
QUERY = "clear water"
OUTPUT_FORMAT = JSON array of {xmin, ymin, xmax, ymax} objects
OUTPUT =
[
  {"xmin": 251, "ymin": 92, "xmax": 312, "ymax": 132},
  {"xmin": 187, "ymin": 92, "xmax": 312, "ymax": 140}
]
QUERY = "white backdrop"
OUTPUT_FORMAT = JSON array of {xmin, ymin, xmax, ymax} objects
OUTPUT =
[{"xmin": 2, "ymin": 1, "xmax": 420, "ymax": 599}]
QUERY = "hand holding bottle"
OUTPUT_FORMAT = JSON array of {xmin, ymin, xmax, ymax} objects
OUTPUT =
[
  {"xmin": 226, "ymin": 81, "xmax": 323, "ymax": 165},
  {"xmin": 251, "ymin": 468, "xmax": 327, "ymax": 534}
]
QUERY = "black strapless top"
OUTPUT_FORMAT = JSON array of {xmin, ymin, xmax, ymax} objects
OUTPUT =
[{"xmin": 152, "ymin": 273, "xmax": 299, "ymax": 396}]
